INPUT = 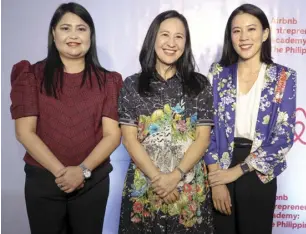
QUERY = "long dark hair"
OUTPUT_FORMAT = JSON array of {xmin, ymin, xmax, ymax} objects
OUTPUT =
[
  {"xmin": 220, "ymin": 3, "xmax": 273, "ymax": 66},
  {"xmin": 138, "ymin": 10, "xmax": 201, "ymax": 97},
  {"xmin": 42, "ymin": 2, "xmax": 108, "ymax": 98}
]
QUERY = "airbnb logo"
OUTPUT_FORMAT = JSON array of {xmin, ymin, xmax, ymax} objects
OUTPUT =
[{"xmin": 294, "ymin": 107, "xmax": 306, "ymax": 145}]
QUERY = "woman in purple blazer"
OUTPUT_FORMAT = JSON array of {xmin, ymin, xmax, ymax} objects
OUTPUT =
[{"xmin": 205, "ymin": 4, "xmax": 296, "ymax": 234}]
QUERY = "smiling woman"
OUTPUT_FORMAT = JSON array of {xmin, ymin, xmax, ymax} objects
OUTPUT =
[
  {"xmin": 118, "ymin": 10, "xmax": 215, "ymax": 234},
  {"xmin": 205, "ymin": 3, "xmax": 296, "ymax": 234},
  {"xmin": 53, "ymin": 12, "xmax": 91, "ymax": 61},
  {"xmin": 9, "ymin": 2, "xmax": 122, "ymax": 234},
  {"xmin": 154, "ymin": 17, "xmax": 186, "ymax": 73}
]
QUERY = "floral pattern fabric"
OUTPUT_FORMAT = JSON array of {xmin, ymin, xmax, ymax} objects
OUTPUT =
[
  {"xmin": 205, "ymin": 63, "xmax": 296, "ymax": 183},
  {"xmin": 118, "ymin": 72, "xmax": 214, "ymax": 233}
]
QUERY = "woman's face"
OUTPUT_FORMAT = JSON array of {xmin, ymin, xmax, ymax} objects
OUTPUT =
[
  {"xmin": 154, "ymin": 17, "xmax": 186, "ymax": 68},
  {"xmin": 231, "ymin": 13, "xmax": 269, "ymax": 62},
  {"xmin": 53, "ymin": 13, "xmax": 91, "ymax": 60}
]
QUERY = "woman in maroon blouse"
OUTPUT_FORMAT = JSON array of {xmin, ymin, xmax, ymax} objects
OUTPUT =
[{"xmin": 10, "ymin": 3, "xmax": 122, "ymax": 234}]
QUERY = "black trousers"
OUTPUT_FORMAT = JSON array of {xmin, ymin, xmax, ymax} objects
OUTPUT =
[
  {"xmin": 24, "ymin": 163, "xmax": 111, "ymax": 234},
  {"xmin": 214, "ymin": 138, "xmax": 277, "ymax": 234}
]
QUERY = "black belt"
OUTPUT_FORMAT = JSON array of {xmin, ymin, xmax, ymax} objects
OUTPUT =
[{"xmin": 234, "ymin": 137, "xmax": 253, "ymax": 148}]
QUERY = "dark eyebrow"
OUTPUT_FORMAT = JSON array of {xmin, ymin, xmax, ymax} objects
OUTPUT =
[
  {"xmin": 232, "ymin": 24, "xmax": 257, "ymax": 30},
  {"xmin": 59, "ymin": 24, "xmax": 88, "ymax": 27},
  {"xmin": 77, "ymin": 24, "xmax": 88, "ymax": 27},
  {"xmin": 59, "ymin": 24, "xmax": 71, "ymax": 27},
  {"xmin": 159, "ymin": 30, "xmax": 185, "ymax": 36},
  {"xmin": 159, "ymin": 30, "xmax": 169, "ymax": 33}
]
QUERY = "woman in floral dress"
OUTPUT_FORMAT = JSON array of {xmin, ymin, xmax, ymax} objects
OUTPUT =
[
  {"xmin": 118, "ymin": 10, "xmax": 214, "ymax": 233},
  {"xmin": 205, "ymin": 4, "xmax": 296, "ymax": 234}
]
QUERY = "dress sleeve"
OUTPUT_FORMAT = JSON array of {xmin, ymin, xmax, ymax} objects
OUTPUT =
[
  {"xmin": 102, "ymin": 72, "xmax": 123, "ymax": 121},
  {"xmin": 204, "ymin": 63, "xmax": 221, "ymax": 165},
  {"xmin": 118, "ymin": 76, "xmax": 138, "ymax": 126},
  {"xmin": 196, "ymin": 75, "xmax": 214, "ymax": 126},
  {"xmin": 10, "ymin": 60, "xmax": 39, "ymax": 119}
]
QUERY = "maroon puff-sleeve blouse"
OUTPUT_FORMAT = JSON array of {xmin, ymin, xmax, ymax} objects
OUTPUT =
[{"xmin": 10, "ymin": 60, "xmax": 123, "ymax": 168}]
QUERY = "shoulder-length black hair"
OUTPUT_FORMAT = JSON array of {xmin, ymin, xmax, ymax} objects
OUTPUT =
[
  {"xmin": 220, "ymin": 3, "xmax": 273, "ymax": 66},
  {"xmin": 42, "ymin": 2, "xmax": 108, "ymax": 98},
  {"xmin": 138, "ymin": 10, "xmax": 201, "ymax": 97}
]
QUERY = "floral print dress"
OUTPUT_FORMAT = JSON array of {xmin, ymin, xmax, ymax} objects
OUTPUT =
[{"xmin": 118, "ymin": 72, "xmax": 215, "ymax": 233}]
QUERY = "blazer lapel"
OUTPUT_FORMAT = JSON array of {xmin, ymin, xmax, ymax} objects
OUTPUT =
[
  {"xmin": 251, "ymin": 63, "xmax": 278, "ymax": 152},
  {"xmin": 224, "ymin": 64, "xmax": 237, "ymax": 144}
]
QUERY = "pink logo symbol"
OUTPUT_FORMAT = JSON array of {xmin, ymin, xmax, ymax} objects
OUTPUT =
[{"xmin": 294, "ymin": 107, "xmax": 306, "ymax": 145}]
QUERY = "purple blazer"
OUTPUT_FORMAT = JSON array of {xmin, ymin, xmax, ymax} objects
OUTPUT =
[{"xmin": 205, "ymin": 62, "xmax": 296, "ymax": 183}]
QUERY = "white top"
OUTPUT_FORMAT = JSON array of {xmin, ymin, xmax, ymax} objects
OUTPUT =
[{"xmin": 235, "ymin": 63, "xmax": 267, "ymax": 140}]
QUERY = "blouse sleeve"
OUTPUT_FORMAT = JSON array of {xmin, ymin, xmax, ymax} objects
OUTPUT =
[
  {"xmin": 102, "ymin": 72, "xmax": 123, "ymax": 121},
  {"xmin": 10, "ymin": 60, "xmax": 39, "ymax": 119},
  {"xmin": 195, "ymin": 74, "xmax": 214, "ymax": 126},
  {"xmin": 118, "ymin": 76, "xmax": 138, "ymax": 126}
]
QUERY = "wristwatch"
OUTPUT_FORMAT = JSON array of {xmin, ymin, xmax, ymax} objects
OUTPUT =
[
  {"xmin": 176, "ymin": 166, "xmax": 186, "ymax": 180},
  {"xmin": 240, "ymin": 162, "xmax": 250, "ymax": 174},
  {"xmin": 80, "ymin": 163, "xmax": 92, "ymax": 179}
]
